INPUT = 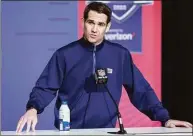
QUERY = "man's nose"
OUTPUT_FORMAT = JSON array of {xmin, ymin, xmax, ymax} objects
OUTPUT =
[{"xmin": 91, "ymin": 25, "xmax": 97, "ymax": 33}]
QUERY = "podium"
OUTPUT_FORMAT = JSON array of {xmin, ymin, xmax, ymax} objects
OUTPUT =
[{"xmin": 1, "ymin": 127, "xmax": 192, "ymax": 135}]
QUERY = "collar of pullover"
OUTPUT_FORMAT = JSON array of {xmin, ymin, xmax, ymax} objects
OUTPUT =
[{"xmin": 79, "ymin": 37, "xmax": 105, "ymax": 52}]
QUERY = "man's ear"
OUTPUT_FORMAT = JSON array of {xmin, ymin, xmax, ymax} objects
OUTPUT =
[
  {"xmin": 105, "ymin": 22, "xmax": 111, "ymax": 33},
  {"xmin": 81, "ymin": 18, "xmax": 85, "ymax": 29}
]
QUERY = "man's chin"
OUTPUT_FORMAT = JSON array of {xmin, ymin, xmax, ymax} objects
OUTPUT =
[{"xmin": 88, "ymin": 39, "xmax": 97, "ymax": 44}]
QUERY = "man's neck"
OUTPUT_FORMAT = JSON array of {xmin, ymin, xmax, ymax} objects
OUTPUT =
[{"xmin": 83, "ymin": 35, "xmax": 104, "ymax": 46}]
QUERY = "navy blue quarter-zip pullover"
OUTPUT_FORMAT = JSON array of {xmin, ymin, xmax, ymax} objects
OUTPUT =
[{"xmin": 26, "ymin": 37, "xmax": 170, "ymax": 129}]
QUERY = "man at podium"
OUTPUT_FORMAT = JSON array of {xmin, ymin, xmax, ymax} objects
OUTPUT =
[{"xmin": 16, "ymin": 1, "xmax": 192, "ymax": 133}]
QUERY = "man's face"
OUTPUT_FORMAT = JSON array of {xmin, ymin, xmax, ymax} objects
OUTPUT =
[{"xmin": 83, "ymin": 10, "xmax": 111, "ymax": 45}]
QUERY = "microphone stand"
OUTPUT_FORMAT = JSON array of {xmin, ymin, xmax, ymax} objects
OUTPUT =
[
  {"xmin": 95, "ymin": 68, "xmax": 127, "ymax": 134},
  {"xmin": 104, "ymin": 84, "xmax": 127, "ymax": 134}
]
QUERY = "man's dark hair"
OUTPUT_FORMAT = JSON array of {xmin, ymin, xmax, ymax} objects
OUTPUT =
[{"xmin": 84, "ymin": 2, "xmax": 112, "ymax": 24}]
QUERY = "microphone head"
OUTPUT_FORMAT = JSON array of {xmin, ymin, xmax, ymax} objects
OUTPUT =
[{"xmin": 95, "ymin": 68, "xmax": 108, "ymax": 84}]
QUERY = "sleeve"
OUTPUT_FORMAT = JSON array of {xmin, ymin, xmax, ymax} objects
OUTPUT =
[
  {"xmin": 122, "ymin": 50, "xmax": 170, "ymax": 126},
  {"xmin": 26, "ymin": 50, "xmax": 66, "ymax": 114}
]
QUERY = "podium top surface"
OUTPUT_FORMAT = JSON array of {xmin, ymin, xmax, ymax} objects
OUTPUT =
[{"xmin": 1, "ymin": 127, "xmax": 192, "ymax": 135}]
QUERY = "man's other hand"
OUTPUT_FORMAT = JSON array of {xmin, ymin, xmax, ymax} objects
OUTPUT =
[
  {"xmin": 165, "ymin": 119, "xmax": 192, "ymax": 128},
  {"xmin": 16, "ymin": 108, "xmax": 38, "ymax": 133}
]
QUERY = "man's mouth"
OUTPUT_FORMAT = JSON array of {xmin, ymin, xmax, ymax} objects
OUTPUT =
[{"xmin": 90, "ymin": 34, "xmax": 97, "ymax": 38}]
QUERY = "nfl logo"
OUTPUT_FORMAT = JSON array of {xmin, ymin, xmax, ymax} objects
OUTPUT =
[{"xmin": 97, "ymin": 69, "xmax": 106, "ymax": 77}]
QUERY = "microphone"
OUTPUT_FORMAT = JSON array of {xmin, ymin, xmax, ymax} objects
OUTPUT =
[
  {"xmin": 95, "ymin": 68, "xmax": 127, "ymax": 134},
  {"xmin": 94, "ymin": 68, "xmax": 108, "ymax": 84}
]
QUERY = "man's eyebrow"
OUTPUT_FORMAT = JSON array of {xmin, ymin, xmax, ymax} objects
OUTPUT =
[
  {"xmin": 86, "ymin": 19, "xmax": 94, "ymax": 22},
  {"xmin": 87, "ymin": 19, "xmax": 106, "ymax": 23}
]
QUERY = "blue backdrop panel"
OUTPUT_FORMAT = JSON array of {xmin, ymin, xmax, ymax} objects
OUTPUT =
[{"xmin": 2, "ymin": 1, "xmax": 78, "ymax": 130}]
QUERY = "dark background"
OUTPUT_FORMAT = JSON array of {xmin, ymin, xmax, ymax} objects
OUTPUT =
[{"xmin": 162, "ymin": 0, "xmax": 193, "ymax": 123}]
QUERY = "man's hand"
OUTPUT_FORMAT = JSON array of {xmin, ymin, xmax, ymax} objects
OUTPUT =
[
  {"xmin": 16, "ymin": 108, "xmax": 38, "ymax": 133},
  {"xmin": 165, "ymin": 119, "xmax": 192, "ymax": 128}
]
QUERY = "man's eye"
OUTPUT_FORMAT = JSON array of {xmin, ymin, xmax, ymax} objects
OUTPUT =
[
  {"xmin": 88, "ymin": 21, "xmax": 94, "ymax": 24},
  {"xmin": 99, "ymin": 23, "xmax": 105, "ymax": 26}
]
